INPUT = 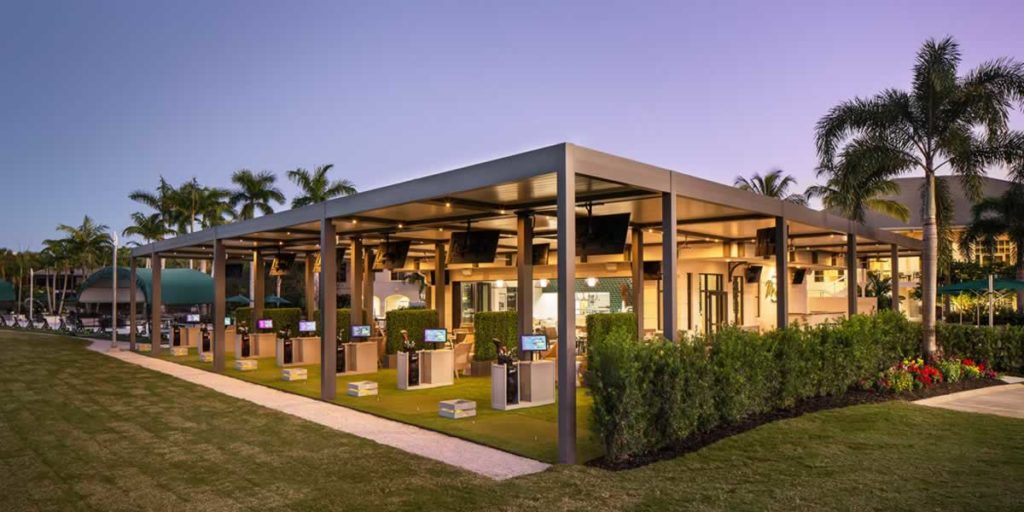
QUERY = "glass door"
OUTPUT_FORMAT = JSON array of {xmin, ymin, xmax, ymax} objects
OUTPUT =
[{"xmin": 699, "ymin": 273, "xmax": 726, "ymax": 335}]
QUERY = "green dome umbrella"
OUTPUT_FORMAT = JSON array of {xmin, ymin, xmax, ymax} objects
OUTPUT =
[
  {"xmin": 264, "ymin": 295, "xmax": 292, "ymax": 307},
  {"xmin": 227, "ymin": 294, "xmax": 252, "ymax": 306}
]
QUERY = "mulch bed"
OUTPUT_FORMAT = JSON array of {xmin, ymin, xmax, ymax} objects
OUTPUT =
[{"xmin": 588, "ymin": 378, "xmax": 1005, "ymax": 471}]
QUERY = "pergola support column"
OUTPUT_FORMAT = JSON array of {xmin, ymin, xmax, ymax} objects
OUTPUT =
[
  {"xmin": 662, "ymin": 192, "xmax": 678, "ymax": 341},
  {"xmin": 847, "ymin": 234, "xmax": 858, "ymax": 316},
  {"xmin": 150, "ymin": 253, "xmax": 162, "ymax": 354},
  {"xmin": 631, "ymin": 227, "xmax": 644, "ymax": 337},
  {"xmin": 556, "ymin": 154, "xmax": 577, "ymax": 465},
  {"xmin": 129, "ymin": 258, "xmax": 137, "ymax": 351},
  {"xmin": 775, "ymin": 217, "xmax": 789, "ymax": 329},
  {"xmin": 516, "ymin": 213, "xmax": 534, "ymax": 337},
  {"xmin": 363, "ymin": 247, "xmax": 375, "ymax": 323},
  {"xmin": 350, "ymin": 237, "xmax": 363, "ymax": 326},
  {"xmin": 320, "ymin": 219, "xmax": 338, "ymax": 400},
  {"xmin": 252, "ymin": 251, "xmax": 265, "ymax": 324},
  {"xmin": 434, "ymin": 242, "xmax": 446, "ymax": 329},
  {"xmin": 891, "ymin": 244, "xmax": 901, "ymax": 314},
  {"xmin": 213, "ymin": 240, "xmax": 226, "ymax": 372},
  {"xmin": 304, "ymin": 254, "xmax": 316, "ymax": 320}
]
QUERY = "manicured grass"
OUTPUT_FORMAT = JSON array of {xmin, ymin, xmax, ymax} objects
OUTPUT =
[
  {"xmin": 2, "ymin": 330, "xmax": 1023, "ymax": 511},
  {"xmin": 153, "ymin": 347, "xmax": 600, "ymax": 462}
]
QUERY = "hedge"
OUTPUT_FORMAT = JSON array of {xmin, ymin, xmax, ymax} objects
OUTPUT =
[
  {"xmin": 586, "ymin": 312, "xmax": 637, "ymax": 347},
  {"xmin": 938, "ymin": 323, "xmax": 1024, "ymax": 373},
  {"xmin": 234, "ymin": 307, "xmax": 254, "ymax": 330},
  {"xmin": 587, "ymin": 310, "xmax": 920, "ymax": 463},
  {"xmin": 262, "ymin": 308, "xmax": 302, "ymax": 335},
  {"xmin": 473, "ymin": 311, "xmax": 519, "ymax": 361},
  {"xmin": 385, "ymin": 309, "xmax": 438, "ymax": 354}
]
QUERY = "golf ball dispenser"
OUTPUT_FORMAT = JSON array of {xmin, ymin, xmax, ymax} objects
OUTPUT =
[
  {"xmin": 201, "ymin": 325, "xmax": 211, "ymax": 353},
  {"xmin": 172, "ymin": 325, "xmax": 182, "ymax": 347},
  {"xmin": 280, "ymin": 328, "xmax": 294, "ymax": 365},
  {"xmin": 397, "ymin": 329, "xmax": 454, "ymax": 390},
  {"xmin": 335, "ymin": 331, "xmax": 346, "ymax": 372},
  {"xmin": 495, "ymin": 339, "xmax": 519, "ymax": 406},
  {"xmin": 491, "ymin": 335, "xmax": 556, "ymax": 411},
  {"xmin": 402, "ymin": 332, "xmax": 419, "ymax": 387},
  {"xmin": 239, "ymin": 324, "xmax": 251, "ymax": 358}
]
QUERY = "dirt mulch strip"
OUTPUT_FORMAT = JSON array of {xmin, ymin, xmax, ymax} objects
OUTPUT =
[{"xmin": 588, "ymin": 378, "xmax": 1004, "ymax": 471}]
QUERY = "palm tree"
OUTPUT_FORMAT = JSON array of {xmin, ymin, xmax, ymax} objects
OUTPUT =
[
  {"xmin": 122, "ymin": 212, "xmax": 171, "ymax": 244},
  {"xmin": 56, "ymin": 216, "xmax": 112, "ymax": 275},
  {"xmin": 230, "ymin": 169, "xmax": 285, "ymax": 220},
  {"xmin": 959, "ymin": 183, "xmax": 1024, "ymax": 313},
  {"xmin": 734, "ymin": 169, "xmax": 808, "ymax": 205},
  {"xmin": 129, "ymin": 177, "xmax": 183, "ymax": 234},
  {"xmin": 287, "ymin": 164, "xmax": 357, "ymax": 208},
  {"xmin": 815, "ymin": 37, "xmax": 1024, "ymax": 356},
  {"xmin": 864, "ymin": 271, "xmax": 893, "ymax": 311},
  {"xmin": 805, "ymin": 162, "xmax": 910, "ymax": 222}
]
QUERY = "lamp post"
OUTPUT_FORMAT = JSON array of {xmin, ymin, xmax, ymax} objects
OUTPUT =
[
  {"xmin": 110, "ymin": 230, "xmax": 119, "ymax": 352},
  {"xmin": 28, "ymin": 267, "xmax": 34, "ymax": 326}
]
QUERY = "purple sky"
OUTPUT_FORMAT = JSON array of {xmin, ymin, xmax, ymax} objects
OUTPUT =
[{"xmin": 2, "ymin": 0, "xmax": 1022, "ymax": 250}]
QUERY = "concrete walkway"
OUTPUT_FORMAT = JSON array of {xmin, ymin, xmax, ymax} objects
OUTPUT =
[
  {"xmin": 915, "ymin": 382, "xmax": 1024, "ymax": 420},
  {"xmin": 86, "ymin": 340, "xmax": 550, "ymax": 480}
]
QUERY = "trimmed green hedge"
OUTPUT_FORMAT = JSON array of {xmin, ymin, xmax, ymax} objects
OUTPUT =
[
  {"xmin": 938, "ymin": 323, "xmax": 1024, "ymax": 373},
  {"xmin": 586, "ymin": 312, "xmax": 637, "ymax": 347},
  {"xmin": 234, "ymin": 307, "xmax": 254, "ymax": 330},
  {"xmin": 473, "ymin": 311, "xmax": 518, "ymax": 361},
  {"xmin": 587, "ymin": 310, "xmax": 920, "ymax": 463},
  {"xmin": 263, "ymin": 308, "xmax": 302, "ymax": 335},
  {"xmin": 385, "ymin": 309, "xmax": 438, "ymax": 354}
]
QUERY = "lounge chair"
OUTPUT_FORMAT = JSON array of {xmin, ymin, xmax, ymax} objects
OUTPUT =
[{"xmin": 452, "ymin": 341, "xmax": 472, "ymax": 379}]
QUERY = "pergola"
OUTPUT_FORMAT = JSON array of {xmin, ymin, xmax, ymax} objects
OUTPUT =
[{"xmin": 128, "ymin": 143, "xmax": 923, "ymax": 463}]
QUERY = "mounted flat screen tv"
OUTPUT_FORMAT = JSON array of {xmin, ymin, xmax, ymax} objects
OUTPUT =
[
  {"xmin": 373, "ymin": 241, "xmax": 411, "ymax": 270},
  {"xmin": 576, "ymin": 213, "xmax": 631, "ymax": 256},
  {"xmin": 792, "ymin": 268, "xmax": 807, "ymax": 285},
  {"xmin": 531, "ymin": 243, "xmax": 550, "ymax": 265},
  {"xmin": 185, "ymin": 314, "xmax": 200, "ymax": 323},
  {"xmin": 755, "ymin": 227, "xmax": 777, "ymax": 257},
  {"xmin": 745, "ymin": 265, "xmax": 763, "ymax": 283},
  {"xmin": 351, "ymin": 325, "xmax": 371, "ymax": 338},
  {"xmin": 520, "ymin": 334, "xmax": 549, "ymax": 352},
  {"xmin": 224, "ymin": 317, "xmax": 233, "ymax": 326},
  {"xmin": 257, "ymin": 319, "xmax": 273, "ymax": 329},
  {"xmin": 298, "ymin": 320, "xmax": 316, "ymax": 332},
  {"xmin": 643, "ymin": 261, "xmax": 662, "ymax": 280},
  {"xmin": 447, "ymin": 230, "xmax": 500, "ymax": 264},
  {"xmin": 269, "ymin": 254, "xmax": 295, "ymax": 277},
  {"xmin": 423, "ymin": 328, "xmax": 447, "ymax": 343}
]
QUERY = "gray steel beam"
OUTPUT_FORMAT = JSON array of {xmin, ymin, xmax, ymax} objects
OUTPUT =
[
  {"xmin": 517, "ymin": 214, "xmax": 534, "ymax": 338},
  {"xmin": 631, "ymin": 228, "xmax": 644, "ymax": 336},
  {"xmin": 252, "ymin": 251, "xmax": 265, "ymax": 322},
  {"xmin": 434, "ymin": 242, "xmax": 447, "ymax": 328},
  {"xmin": 891, "ymin": 244, "xmax": 900, "ymax": 314},
  {"xmin": 350, "ymin": 238, "xmax": 364, "ymax": 325},
  {"xmin": 363, "ymin": 247, "xmax": 375, "ymax": 323},
  {"xmin": 662, "ymin": 192, "xmax": 678, "ymax": 341},
  {"xmin": 775, "ymin": 217, "xmax": 789, "ymax": 329},
  {"xmin": 320, "ymin": 219, "xmax": 338, "ymax": 400},
  {"xmin": 213, "ymin": 239, "xmax": 226, "ymax": 372},
  {"xmin": 847, "ymin": 234, "xmax": 858, "ymax": 315},
  {"xmin": 150, "ymin": 254, "xmax": 162, "ymax": 354},
  {"xmin": 129, "ymin": 258, "xmax": 137, "ymax": 351},
  {"xmin": 556, "ymin": 148, "xmax": 577, "ymax": 465},
  {"xmin": 304, "ymin": 254, "xmax": 316, "ymax": 320}
]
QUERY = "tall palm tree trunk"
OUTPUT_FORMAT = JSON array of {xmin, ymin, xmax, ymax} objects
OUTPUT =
[
  {"xmin": 921, "ymin": 171, "xmax": 938, "ymax": 355},
  {"xmin": 57, "ymin": 266, "xmax": 69, "ymax": 317},
  {"xmin": 1016, "ymin": 251, "xmax": 1024, "ymax": 315}
]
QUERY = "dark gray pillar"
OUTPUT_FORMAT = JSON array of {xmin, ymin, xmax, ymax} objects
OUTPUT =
[
  {"xmin": 350, "ymin": 237, "xmax": 363, "ymax": 326},
  {"xmin": 213, "ymin": 240, "xmax": 226, "ymax": 372},
  {"xmin": 304, "ymin": 254, "xmax": 316, "ymax": 320},
  {"xmin": 150, "ymin": 253, "xmax": 162, "ymax": 354},
  {"xmin": 556, "ymin": 159, "xmax": 577, "ymax": 464},
  {"xmin": 631, "ymin": 227, "xmax": 644, "ymax": 337},
  {"xmin": 662, "ymin": 192, "xmax": 678, "ymax": 341},
  {"xmin": 434, "ymin": 242, "xmax": 446, "ymax": 328},
  {"xmin": 847, "ymin": 234, "xmax": 858, "ymax": 316},
  {"xmin": 363, "ymin": 247, "xmax": 375, "ymax": 323},
  {"xmin": 320, "ymin": 220, "xmax": 338, "ymax": 400},
  {"xmin": 775, "ymin": 217, "xmax": 789, "ymax": 329},
  {"xmin": 891, "ymin": 244, "xmax": 900, "ymax": 314},
  {"xmin": 129, "ymin": 258, "xmax": 137, "ymax": 351},
  {"xmin": 252, "ymin": 251, "xmax": 265, "ymax": 322},
  {"xmin": 517, "ymin": 213, "xmax": 534, "ymax": 337}
]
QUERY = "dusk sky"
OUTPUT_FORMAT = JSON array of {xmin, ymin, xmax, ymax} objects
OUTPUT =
[{"xmin": 2, "ymin": 0, "xmax": 1022, "ymax": 250}]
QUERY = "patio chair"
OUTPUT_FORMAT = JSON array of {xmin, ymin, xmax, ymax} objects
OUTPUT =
[{"xmin": 452, "ymin": 341, "xmax": 472, "ymax": 379}]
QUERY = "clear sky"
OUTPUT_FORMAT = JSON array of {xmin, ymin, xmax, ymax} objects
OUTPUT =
[{"xmin": 1, "ymin": 0, "xmax": 1022, "ymax": 250}]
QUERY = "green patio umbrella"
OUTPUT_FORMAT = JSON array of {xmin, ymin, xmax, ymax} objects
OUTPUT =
[
  {"xmin": 264, "ymin": 295, "xmax": 292, "ymax": 307},
  {"xmin": 227, "ymin": 294, "xmax": 252, "ymax": 305},
  {"xmin": 0, "ymin": 280, "xmax": 14, "ymax": 302},
  {"xmin": 938, "ymin": 278, "xmax": 1024, "ymax": 294}
]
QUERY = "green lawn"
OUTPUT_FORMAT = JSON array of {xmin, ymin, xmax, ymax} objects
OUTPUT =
[
  {"xmin": 1, "ymin": 330, "xmax": 1022, "ymax": 511},
  {"xmin": 152, "ymin": 347, "xmax": 599, "ymax": 463}
]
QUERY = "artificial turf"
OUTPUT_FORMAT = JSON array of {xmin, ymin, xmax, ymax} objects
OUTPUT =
[{"xmin": 2, "ymin": 330, "xmax": 1023, "ymax": 511}]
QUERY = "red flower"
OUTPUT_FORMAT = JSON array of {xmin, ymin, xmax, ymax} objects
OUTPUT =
[{"xmin": 963, "ymin": 359, "xmax": 976, "ymax": 367}]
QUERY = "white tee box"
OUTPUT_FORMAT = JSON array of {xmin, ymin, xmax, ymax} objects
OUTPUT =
[
  {"xmin": 234, "ymin": 359, "xmax": 258, "ymax": 371},
  {"xmin": 346, "ymin": 380, "xmax": 379, "ymax": 397},
  {"xmin": 170, "ymin": 346, "xmax": 189, "ymax": 357},
  {"xmin": 198, "ymin": 352, "xmax": 213, "ymax": 363},
  {"xmin": 439, "ymin": 399, "xmax": 477, "ymax": 419},
  {"xmin": 135, "ymin": 343, "xmax": 152, "ymax": 352},
  {"xmin": 281, "ymin": 368, "xmax": 307, "ymax": 381}
]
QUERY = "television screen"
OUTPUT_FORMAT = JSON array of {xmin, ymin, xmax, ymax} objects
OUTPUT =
[
  {"xmin": 373, "ymin": 241, "xmax": 411, "ymax": 270},
  {"xmin": 257, "ymin": 319, "xmax": 273, "ymax": 329},
  {"xmin": 351, "ymin": 325, "xmax": 371, "ymax": 338},
  {"xmin": 224, "ymin": 317, "xmax": 233, "ymax": 326},
  {"xmin": 423, "ymin": 328, "xmax": 447, "ymax": 343},
  {"xmin": 745, "ymin": 265, "xmax": 763, "ymax": 283},
  {"xmin": 576, "ymin": 213, "xmax": 631, "ymax": 256},
  {"xmin": 269, "ymin": 254, "xmax": 295, "ymax": 277},
  {"xmin": 792, "ymin": 268, "xmax": 807, "ymax": 285},
  {"xmin": 520, "ymin": 334, "xmax": 548, "ymax": 352},
  {"xmin": 185, "ymin": 314, "xmax": 200, "ymax": 323},
  {"xmin": 531, "ymin": 243, "xmax": 550, "ymax": 265},
  {"xmin": 642, "ymin": 261, "xmax": 662, "ymax": 280},
  {"xmin": 448, "ymin": 230, "xmax": 501, "ymax": 264},
  {"xmin": 298, "ymin": 320, "xmax": 316, "ymax": 332}
]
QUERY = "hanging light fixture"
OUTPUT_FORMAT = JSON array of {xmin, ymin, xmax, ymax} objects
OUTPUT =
[
  {"xmin": 538, "ymin": 278, "xmax": 549, "ymax": 288},
  {"xmin": 585, "ymin": 276, "xmax": 599, "ymax": 287},
  {"xmin": 494, "ymin": 279, "xmax": 505, "ymax": 288}
]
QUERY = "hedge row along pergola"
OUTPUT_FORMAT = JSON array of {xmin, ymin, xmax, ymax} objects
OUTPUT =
[{"xmin": 127, "ymin": 143, "xmax": 923, "ymax": 464}]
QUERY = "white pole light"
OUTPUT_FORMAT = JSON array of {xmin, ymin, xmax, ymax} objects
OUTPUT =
[{"xmin": 111, "ymin": 230, "xmax": 119, "ymax": 352}]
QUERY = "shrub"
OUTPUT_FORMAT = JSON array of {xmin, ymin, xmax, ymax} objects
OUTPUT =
[
  {"xmin": 938, "ymin": 324, "xmax": 1024, "ymax": 374},
  {"xmin": 234, "ymin": 307, "xmax": 254, "ymax": 329},
  {"xmin": 586, "ymin": 313, "xmax": 637, "ymax": 348},
  {"xmin": 385, "ymin": 309, "xmax": 438, "ymax": 354},
  {"xmin": 263, "ymin": 308, "xmax": 302, "ymax": 335},
  {"xmin": 936, "ymin": 358, "xmax": 963, "ymax": 383},
  {"xmin": 587, "ymin": 327, "xmax": 655, "ymax": 461},
  {"xmin": 473, "ymin": 311, "xmax": 518, "ymax": 361}
]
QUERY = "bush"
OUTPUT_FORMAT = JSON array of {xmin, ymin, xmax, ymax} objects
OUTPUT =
[
  {"xmin": 263, "ymin": 308, "xmax": 302, "ymax": 335},
  {"xmin": 473, "ymin": 311, "xmax": 518, "ymax": 361},
  {"xmin": 385, "ymin": 309, "xmax": 438, "ymax": 354},
  {"xmin": 938, "ymin": 324, "xmax": 1024, "ymax": 374},
  {"xmin": 586, "ymin": 313, "xmax": 637, "ymax": 347},
  {"xmin": 587, "ymin": 312, "xmax": 922, "ymax": 463},
  {"xmin": 234, "ymin": 307, "xmax": 254, "ymax": 329}
]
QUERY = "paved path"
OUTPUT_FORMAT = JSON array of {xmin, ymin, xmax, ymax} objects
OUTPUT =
[
  {"xmin": 86, "ymin": 340, "xmax": 550, "ymax": 480},
  {"xmin": 915, "ymin": 383, "xmax": 1024, "ymax": 419}
]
